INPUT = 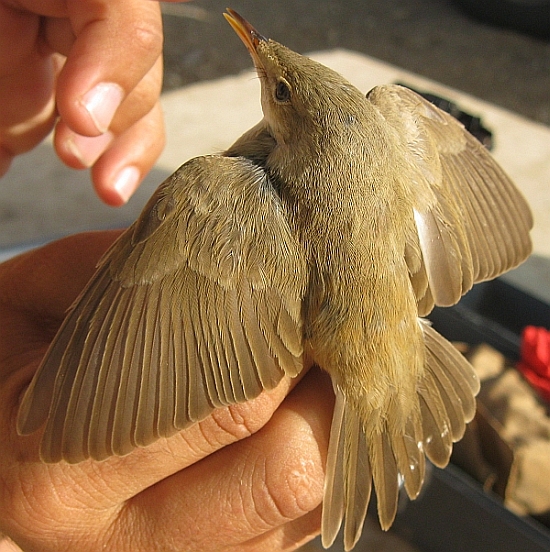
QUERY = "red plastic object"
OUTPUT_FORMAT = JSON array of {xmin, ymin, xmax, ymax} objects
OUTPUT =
[{"xmin": 518, "ymin": 326, "xmax": 550, "ymax": 402}]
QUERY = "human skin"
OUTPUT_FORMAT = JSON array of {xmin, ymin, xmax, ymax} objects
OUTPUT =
[
  {"xmin": 0, "ymin": 0, "xmax": 172, "ymax": 205},
  {"xmin": 0, "ymin": 231, "xmax": 332, "ymax": 551}
]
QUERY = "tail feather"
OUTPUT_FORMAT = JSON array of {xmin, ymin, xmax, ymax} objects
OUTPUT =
[
  {"xmin": 420, "ymin": 320, "xmax": 480, "ymax": 463},
  {"xmin": 425, "ymin": 349, "xmax": 467, "ymax": 440},
  {"xmin": 422, "ymin": 320, "xmax": 479, "ymax": 420},
  {"xmin": 322, "ymin": 386, "xmax": 372, "ymax": 551},
  {"xmin": 369, "ymin": 429, "xmax": 398, "ymax": 530},
  {"xmin": 321, "ymin": 321, "xmax": 479, "ymax": 549},
  {"xmin": 391, "ymin": 418, "xmax": 425, "ymax": 500},
  {"xmin": 322, "ymin": 386, "xmax": 347, "ymax": 549},
  {"xmin": 343, "ymin": 402, "xmax": 372, "ymax": 549},
  {"xmin": 418, "ymin": 391, "xmax": 453, "ymax": 467}
]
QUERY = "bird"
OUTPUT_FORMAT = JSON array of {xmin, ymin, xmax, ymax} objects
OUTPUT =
[{"xmin": 17, "ymin": 8, "xmax": 533, "ymax": 550}]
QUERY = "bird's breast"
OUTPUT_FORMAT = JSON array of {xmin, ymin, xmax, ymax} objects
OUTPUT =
[{"xmin": 296, "ymin": 190, "xmax": 424, "ymax": 421}]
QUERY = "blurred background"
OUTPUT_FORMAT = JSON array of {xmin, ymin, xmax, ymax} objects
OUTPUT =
[{"xmin": 161, "ymin": 0, "xmax": 550, "ymax": 124}]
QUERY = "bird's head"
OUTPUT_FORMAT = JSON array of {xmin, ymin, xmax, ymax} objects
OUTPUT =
[{"xmin": 225, "ymin": 9, "xmax": 365, "ymax": 146}]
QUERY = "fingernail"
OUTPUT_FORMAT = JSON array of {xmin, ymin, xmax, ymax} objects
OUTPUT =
[
  {"xmin": 113, "ymin": 166, "xmax": 140, "ymax": 204},
  {"xmin": 80, "ymin": 83, "xmax": 124, "ymax": 134},
  {"xmin": 66, "ymin": 132, "xmax": 114, "ymax": 167}
]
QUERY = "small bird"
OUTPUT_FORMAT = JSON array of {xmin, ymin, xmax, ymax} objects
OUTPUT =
[{"xmin": 18, "ymin": 9, "xmax": 533, "ymax": 550}]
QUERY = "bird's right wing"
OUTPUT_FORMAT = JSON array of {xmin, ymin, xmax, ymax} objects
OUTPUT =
[{"xmin": 17, "ymin": 155, "xmax": 307, "ymax": 463}]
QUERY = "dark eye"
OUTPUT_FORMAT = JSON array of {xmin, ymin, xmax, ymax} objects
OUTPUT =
[{"xmin": 275, "ymin": 79, "xmax": 291, "ymax": 102}]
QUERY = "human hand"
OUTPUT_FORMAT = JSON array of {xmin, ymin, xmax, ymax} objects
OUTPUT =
[
  {"xmin": 0, "ymin": 0, "xmax": 181, "ymax": 206},
  {"xmin": 0, "ymin": 231, "xmax": 330, "ymax": 552}
]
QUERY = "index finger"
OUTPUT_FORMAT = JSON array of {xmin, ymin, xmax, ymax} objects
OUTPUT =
[{"xmin": 53, "ymin": 0, "xmax": 163, "ymax": 137}]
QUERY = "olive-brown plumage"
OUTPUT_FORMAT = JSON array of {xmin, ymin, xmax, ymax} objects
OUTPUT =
[{"xmin": 18, "ymin": 9, "xmax": 532, "ymax": 550}]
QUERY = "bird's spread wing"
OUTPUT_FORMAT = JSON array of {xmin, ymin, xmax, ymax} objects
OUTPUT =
[
  {"xmin": 17, "ymin": 155, "xmax": 307, "ymax": 463},
  {"xmin": 367, "ymin": 84, "xmax": 533, "ymax": 315}
]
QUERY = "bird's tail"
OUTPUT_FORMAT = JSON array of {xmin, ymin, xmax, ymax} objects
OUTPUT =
[{"xmin": 321, "ymin": 320, "xmax": 479, "ymax": 550}]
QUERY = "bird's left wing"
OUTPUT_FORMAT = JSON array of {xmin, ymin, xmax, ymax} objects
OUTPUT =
[
  {"xmin": 17, "ymin": 155, "xmax": 307, "ymax": 463},
  {"xmin": 367, "ymin": 84, "xmax": 532, "ymax": 315}
]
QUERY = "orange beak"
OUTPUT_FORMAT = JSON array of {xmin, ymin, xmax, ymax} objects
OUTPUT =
[{"xmin": 224, "ymin": 8, "xmax": 266, "ymax": 63}]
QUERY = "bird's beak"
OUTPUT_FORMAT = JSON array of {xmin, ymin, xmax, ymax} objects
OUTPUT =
[{"xmin": 224, "ymin": 8, "xmax": 266, "ymax": 65}]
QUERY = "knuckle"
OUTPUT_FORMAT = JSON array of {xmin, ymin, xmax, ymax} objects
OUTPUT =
[
  {"xmin": 203, "ymin": 407, "xmax": 257, "ymax": 446},
  {"xmin": 129, "ymin": 20, "xmax": 163, "ymax": 59},
  {"xmin": 248, "ymin": 453, "xmax": 323, "ymax": 527},
  {"xmin": 202, "ymin": 392, "xmax": 284, "ymax": 447}
]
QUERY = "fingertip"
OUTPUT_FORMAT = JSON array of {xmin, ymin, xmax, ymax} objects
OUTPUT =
[
  {"xmin": 112, "ymin": 165, "xmax": 141, "ymax": 204},
  {"xmin": 54, "ymin": 121, "xmax": 137, "ymax": 206},
  {"xmin": 56, "ymin": 88, "xmax": 122, "ymax": 138},
  {"xmin": 90, "ymin": 104, "xmax": 165, "ymax": 205},
  {"xmin": 53, "ymin": 0, "xmax": 163, "ymax": 138},
  {"xmin": 54, "ymin": 124, "xmax": 114, "ymax": 169},
  {"xmin": 55, "ymin": 99, "xmax": 165, "ymax": 206},
  {"xmin": 93, "ymin": 165, "xmax": 141, "ymax": 207},
  {"xmin": 79, "ymin": 82, "xmax": 124, "ymax": 135}
]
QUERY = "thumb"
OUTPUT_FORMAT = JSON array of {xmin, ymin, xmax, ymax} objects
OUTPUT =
[{"xmin": 0, "ymin": 231, "xmax": 122, "ymax": 322}]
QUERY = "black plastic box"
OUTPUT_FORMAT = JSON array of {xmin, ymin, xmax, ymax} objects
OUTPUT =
[{"xmin": 390, "ymin": 255, "xmax": 550, "ymax": 552}]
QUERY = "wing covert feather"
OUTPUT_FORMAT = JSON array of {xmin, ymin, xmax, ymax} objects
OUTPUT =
[{"xmin": 18, "ymin": 156, "xmax": 307, "ymax": 463}]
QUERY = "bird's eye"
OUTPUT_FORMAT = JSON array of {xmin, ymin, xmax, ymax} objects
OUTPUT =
[{"xmin": 275, "ymin": 79, "xmax": 291, "ymax": 102}]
